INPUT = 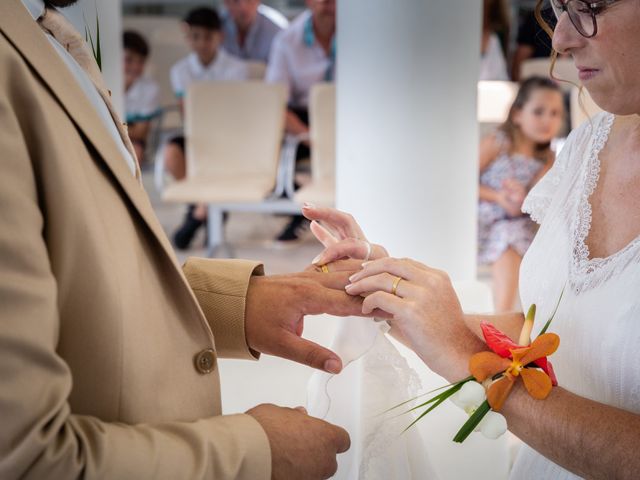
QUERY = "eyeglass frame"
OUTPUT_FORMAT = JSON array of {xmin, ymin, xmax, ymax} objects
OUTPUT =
[{"xmin": 550, "ymin": 0, "xmax": 620, "ymax": 38}]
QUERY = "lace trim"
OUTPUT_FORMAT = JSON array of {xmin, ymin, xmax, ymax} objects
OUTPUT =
[
  {"xmin": 570, "ymin": 113, "xmax": 640, "ymax": 290},
  {"xmin": 522, "ymin": 133, "xmax": 570, "ymax": 224},
  {"xmin": 522, "ymin": 195, "xmax": 550, "ymax": 225}
]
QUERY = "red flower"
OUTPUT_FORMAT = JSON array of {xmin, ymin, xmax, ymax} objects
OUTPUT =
[{"xmin": 480, "ymin": 321, "xmax": 558, "ymax": 386}]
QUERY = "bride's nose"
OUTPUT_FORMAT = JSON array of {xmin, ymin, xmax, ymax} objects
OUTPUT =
[{"xmin": 552, "ymin": 9, "xmax": 586, "ymax": 55}]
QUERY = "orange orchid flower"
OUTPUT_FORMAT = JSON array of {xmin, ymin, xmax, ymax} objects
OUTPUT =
[{"xmin": 469, "ymin": 333, "xmax": 560, "ymax": 411}]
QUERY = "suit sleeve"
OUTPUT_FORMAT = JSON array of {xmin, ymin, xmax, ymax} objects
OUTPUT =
[
  {"xmin": 0, "ymin": 38, "xmax": 270, "ymax": 480},
  {"xmin": 183, "ymin": 258, "xmax": 264, "ymax": 360}
]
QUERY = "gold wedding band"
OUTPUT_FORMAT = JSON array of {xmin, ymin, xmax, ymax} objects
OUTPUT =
[
  {"xmin": 320, "ymin": 264, "xmax": 330, "ymax": 273},
  {"xmin": 391, "ymin": 276, "xmax": 402, "ymax": 296}
]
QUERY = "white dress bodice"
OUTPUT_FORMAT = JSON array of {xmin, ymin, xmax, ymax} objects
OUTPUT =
[{"xmin": 512, "ymin": 112, "xmax": 640, "ymax": 479}]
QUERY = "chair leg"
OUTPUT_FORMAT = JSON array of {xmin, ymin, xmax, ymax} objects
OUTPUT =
[{"xmin": 207, "ymin": 205, "xmax": 224, "ymax": 258}]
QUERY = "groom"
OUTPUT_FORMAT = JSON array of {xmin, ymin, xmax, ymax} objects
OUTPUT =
[{"xmin": 0, "ymin": 1, "xmax": 355, "ymax": 479}]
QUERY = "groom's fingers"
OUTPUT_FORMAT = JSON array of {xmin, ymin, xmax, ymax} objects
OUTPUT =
[
  {"xmin": 330, "ymin": 424, "xmax": 351, "ymax": 454},
  {"xmin": 304, "ymin": 285, "xmax": 365, "ymax": 317},
  {"xmin": 278, "ymin": 332, "xmax": 343, "ymax": 374}
]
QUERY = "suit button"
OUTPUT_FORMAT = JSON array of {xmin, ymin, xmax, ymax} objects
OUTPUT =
[{"xmin": 194, "ymin": 349, "xmax": 216, "ymax": 374}]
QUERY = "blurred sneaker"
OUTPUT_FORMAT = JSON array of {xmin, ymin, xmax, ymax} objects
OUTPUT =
[
  {"xmin": 173, "ymin": 205, "xmax": 205, "ymax": 250},
  {"xmin": 274, "ymin": 215, "xmax": 309, "ymax": 245}
]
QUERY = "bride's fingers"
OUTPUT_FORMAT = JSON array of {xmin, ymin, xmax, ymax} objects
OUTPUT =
[
  {"xmin": 309, "ymin": 220, "xmax": 339, "ymax": 248},
  {"xmin": 302, "ymin": 204, "xmax": 366, "ymax": 240},
  {"xmin": 312, "ymin": 238, "xmax": 371, "ymax": 265},
  {"xmin": 362, "ymin": 291, "xmax": 405, "ymax": 316},
  {"xmin": 350, "ymin": 258, "xmax": 425, "ymax": 284},
  {"xmin": 346, "ymin": 272, "xmax": 420, "ymax": 299}
]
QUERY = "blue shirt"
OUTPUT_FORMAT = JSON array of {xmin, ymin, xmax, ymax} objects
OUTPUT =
[{"xmin": 222, "ymin": 5, "xmax": 288, "ymax": 63}]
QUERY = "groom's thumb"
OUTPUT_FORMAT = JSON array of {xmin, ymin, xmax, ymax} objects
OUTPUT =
[{"xmin": 279, "ymin": 333, "xmax": 343, "ymax": 374}]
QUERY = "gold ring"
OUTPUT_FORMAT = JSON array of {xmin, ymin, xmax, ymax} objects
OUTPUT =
[
  {"xmin": 320, "ymin": 264, "xmax": 330, "ymax": 273},
  {"xmin": 391, "ymin": 276, "xmax": 402, "ymax": 296}
]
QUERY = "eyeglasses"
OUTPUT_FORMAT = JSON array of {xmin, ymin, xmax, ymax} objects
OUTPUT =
[{"xmin": 550, "ymin": 0, "xmax": 619, "ymax": 38}]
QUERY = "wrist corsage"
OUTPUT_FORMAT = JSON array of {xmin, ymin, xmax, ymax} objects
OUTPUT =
[{"xmin": 391, "ymin": 292, "xmax": 563, "ymax": 443}]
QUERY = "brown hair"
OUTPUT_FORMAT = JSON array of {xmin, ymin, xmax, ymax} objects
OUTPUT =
[
  {"xmin": 498, "ymin": 76, "xmax": 563, "ymax": 162},
  {"xmin": 484, "ymin": 0, "xmax": 511, "ymax": 56}
]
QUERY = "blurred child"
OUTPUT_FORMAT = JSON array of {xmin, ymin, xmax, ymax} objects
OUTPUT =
[
  {"xmin": 478, "ymin": 76, "xmax": 564, "ymax": 312},
  {"xmin": 165, "ymin": 7, "xmax": 249, "ymax": 249},
  {"xmin": 123, "ymin": 30, "xmax": 160, "ymax": 164}
]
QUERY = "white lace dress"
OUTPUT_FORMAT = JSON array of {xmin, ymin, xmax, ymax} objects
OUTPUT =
[{"xmin": 512, "ymin": 112, "xmax": 640, "ymax": 478}]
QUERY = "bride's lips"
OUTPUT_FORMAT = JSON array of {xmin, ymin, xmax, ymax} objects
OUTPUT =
[{"xmin": 577, "ymin": 66, "xmax": 600, "ymax": 81}]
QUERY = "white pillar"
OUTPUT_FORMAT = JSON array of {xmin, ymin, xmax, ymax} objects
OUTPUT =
[
  {"xmin": 336, "ymin": 0, "xmax": 481, "ymax": 283},
  {"xmin": 65, "ymin": 0, "xmax": 124, "ymax": 116}
]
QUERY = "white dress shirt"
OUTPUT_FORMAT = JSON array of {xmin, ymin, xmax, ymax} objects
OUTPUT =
[
  {"xmin": 20, "ymin": 0, "xmax": 138, "ymax": 176},
  {"xmin": 125, "ymin": 76, "xmax": 160, "ymax": 124},
  {"xmin": 265, "ymin": 10, "xmax": 335, "ymax": 109}
]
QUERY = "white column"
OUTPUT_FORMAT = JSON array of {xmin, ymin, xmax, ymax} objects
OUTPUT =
[
  {"xmin": 65, "ymin": 0, "xmax": 124, "ymax": 116},
  {"xmin": 336, "ymin": 0, "xmax": 481, "ymax": 282}
]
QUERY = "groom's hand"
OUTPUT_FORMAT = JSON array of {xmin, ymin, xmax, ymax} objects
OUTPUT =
[
  {"xmin": 247, "ymin": 404, "xmax": 350, "ymax": 480},
  {"xmin": 245, "ymin": 271, "xmax": 366, "ymax": 374}
]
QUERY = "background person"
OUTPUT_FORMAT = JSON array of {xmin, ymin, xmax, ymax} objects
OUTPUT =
[
  {"xmin": 165, "ymin": 6, "xmax": 249, "ymax": 249},
  {"xmin": 123, "ymin": 29, "xmax": 160, "ymax": 164},
  {"xmin": 265, "ymin": 0, "xmax": 336, "ymax": 243},
  {"xmin": 222, "ymin": 0, "xmax": 288, "ymax": 63},
  {"xmin": 478, "ymin": 77, "xmax": 564, "ymax": 312}
]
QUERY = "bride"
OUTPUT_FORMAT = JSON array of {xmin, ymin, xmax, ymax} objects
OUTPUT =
[{"xmin": 305, "ymin": 0, "xmax": 640, "ymax": 478}]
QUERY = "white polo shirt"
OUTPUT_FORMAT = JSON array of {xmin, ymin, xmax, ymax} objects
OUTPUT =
[
  {"xmin": 125, "ymin": 76, "xmax": 160, "ymax": 124},
  {"xmin": 265, "ymin": 10, "xmax": 335, "ymax": 109},
  {"xmin": 170, "ymin": 49, "xmax": 249, "ymax": 99}
]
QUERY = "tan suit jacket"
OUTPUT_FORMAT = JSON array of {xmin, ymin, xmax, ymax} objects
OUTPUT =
[{"xmin": 0, "ymin": 1, "xmax": 271, "ymax": 478}]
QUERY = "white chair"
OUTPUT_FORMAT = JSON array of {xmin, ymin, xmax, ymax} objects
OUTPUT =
[
  {"xmin": 520, "ymin": 57, "xmax": 579, "ymax": 92},
  {"xmin": 570, "ymin": 86, "xmax": 603, "ymax": 128},
  {"xmin": 294, "ymin": 83, "xmax": 336, "ymax": 207},
  {"xmin": 162, "ymin": 82, "xmax": 289, "ymax": 255},
  {"xmin": 477, "ymin": 81, "xmax": 519, "ymax": 137}
]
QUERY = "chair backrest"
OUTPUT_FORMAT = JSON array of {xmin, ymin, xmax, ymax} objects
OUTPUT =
[
  {"xmin": 184, "ymin": 82, "xmax": 287, "ymax": 179},
  {"xmin": 570, "ymin": 86, "xmax": 603, "ymax": 128},
  {"xmin": 520, "ymin": 57, "xmax": 579, "ymax": 92},
  {"xmin": 122, "ymin": 16, "xmax": 190, "ymax": 110},
  {"xmin": 309, "ymin": 83, "xmax": 336, "ymax": 182},
  {"xmin": 477, "ymin": 81, "xmax": 518, "ymax": 137},
  {"xmin": 246, "ymin": 61, "xmax": 267, "ymax": 80},
  {"xmin": 477, "ymin": 81, "xmax": 519, "ymax": 123}
]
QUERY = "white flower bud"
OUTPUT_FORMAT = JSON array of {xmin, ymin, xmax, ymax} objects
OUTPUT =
[{"xmin": 478, "ymin": 411, "xmax": 508, "ymax": 439}]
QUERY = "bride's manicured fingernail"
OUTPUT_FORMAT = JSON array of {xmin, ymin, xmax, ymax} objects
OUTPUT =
[
  {"xmin": 312, "ymin": 254, "xmax": 323, "ymax": 265},
  {"xmin": 303, "ymin": 202, "xmax": 316, "ymax": 209},
  {"xmin": 345, "ymin": 283, "xmax": 353, "ymax": 291},
  {"xmin": 362, "ymin": 261, "xmax": 372, "ymax": 267},
  {"xmin": 348, "ymin": 273, "xmax": 358, "ymax": 282}
]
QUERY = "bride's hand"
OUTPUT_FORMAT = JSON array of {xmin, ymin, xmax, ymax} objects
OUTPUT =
[
  {"xmin": 345, "ymin": 257, "xmax": 483, "ymax": 381},
  {"xmin": 301, "ymin": 204, "xmax": 389, "ymax": 268}
]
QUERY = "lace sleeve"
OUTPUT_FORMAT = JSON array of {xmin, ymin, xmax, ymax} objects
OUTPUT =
[{"xmin": 522, "ymin": 114, "xmax": 604, "ymax": 224}]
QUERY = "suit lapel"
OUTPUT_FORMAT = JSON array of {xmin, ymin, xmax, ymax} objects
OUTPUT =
[{"xmin": 0, "ymin": 0, "xmax": 183, "ymax": 277}]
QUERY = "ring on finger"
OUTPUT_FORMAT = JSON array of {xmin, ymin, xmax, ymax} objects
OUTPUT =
[
  {"xmin": 391, "ymin": 276, "xmax": 402, "ymax": 296},
  {"xmin": 363, "ymin": 241, "xmax": 372, "ymax": 262},
  {"xmin": 320, "ymin": 264, "xmax": 330, "ymax": 273}
]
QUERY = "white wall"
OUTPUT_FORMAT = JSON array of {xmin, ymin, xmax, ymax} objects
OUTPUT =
[
  {"xmin": 336, "ymin": 0, "xmax": 481, "ymax": 283},
  {"xmin": 64, "ymin": 0, "xmax": 124, "ymax": 116}
]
